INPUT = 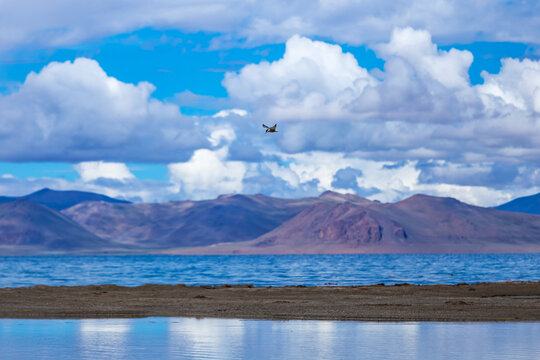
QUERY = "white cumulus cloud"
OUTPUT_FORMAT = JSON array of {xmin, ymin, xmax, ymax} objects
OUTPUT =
[
  {"xmin": 74, "ymin": 161, "xmax": 135, "ymax": 182},
  {"xmin": 207, "ymin": 127, "xmax": 237, "ymax": 147},
  {"xmin": 168, "ymin": 147, "xmax": 246, "ymax": 200},
  {"xmin": 376, "ymin": 27, "xmax": 473, "ymax": 89},
  {"xmin": 224, "ymin": 35, "xmax": 375, "ymax": 121},
  {"xmin": 0, "ymin": 58, "xmax": 209, "ymax": 162},
  {"xmin": 223, "ymin": 29, "xmax": 540, "ymax": 170},
  {"xmin": 213, "ymin": 109, "xmax": 248, "ymax": 118},
  {"xmin": 478, "ymin": 58, "xmax": 540, "ymax": 112}
]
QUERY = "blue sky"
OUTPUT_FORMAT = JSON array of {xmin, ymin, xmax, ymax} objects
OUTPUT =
[{"xmin": 0, "ymin": 0, "xmax": 539, "ymax": 205}]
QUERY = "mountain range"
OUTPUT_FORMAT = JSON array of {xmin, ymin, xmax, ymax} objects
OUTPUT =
[
  {"xmin": 62, "ymin": 194, "xmax": 313, "ymax": 248},
  {"xmin": 0, "ymin": 188, "xmax": 539, "ymax": 254}
]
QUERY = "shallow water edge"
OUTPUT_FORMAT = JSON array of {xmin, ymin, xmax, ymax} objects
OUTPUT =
[{"xmin": 1, "ymin": 318, "xmax": 539, "ymax": 360}]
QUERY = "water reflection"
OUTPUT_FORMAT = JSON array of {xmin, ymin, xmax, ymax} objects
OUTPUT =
[
  {"xmin": 79, "ymin": 319, "xmax": 130, "ymax": 359},
  {"xmin": 168, "ymin": 318, "xmax": 245, "ymax": 358},
  {"xmin": 0, "ymin": 318, "xmax": 538, "ymax": 360}
]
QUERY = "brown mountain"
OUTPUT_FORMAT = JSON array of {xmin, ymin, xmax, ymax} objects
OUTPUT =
[
  {"xmin": 178, "ymin": 192, "xmax": 540, "ymax": 254},
  {"xmin": 0, "ymin": 199, "xmax": 111, "ymax": 254},
  {"xmin": 62, "ymin": 194, "xmax": 314, "ymax": 249},
  {"xmin": 4, "ymin": 191, "xmax": 540, "ymax": 254}
]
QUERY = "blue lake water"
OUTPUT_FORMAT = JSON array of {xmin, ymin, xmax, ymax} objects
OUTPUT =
[
  {"xmin": 0, "ymin": 254, "xmax": 538, "ymax": 287},
  {"xmin": 0, "ymin": 318, "xmax": 539, "ymax": 360},
  {"xmin": 1, "ymin": 255, "xmax": 539, "ymax": 359}
]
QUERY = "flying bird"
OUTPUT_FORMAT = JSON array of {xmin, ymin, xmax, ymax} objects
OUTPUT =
[{"xmin": 263, "ymin": 124, "xmax": 278, "ymax": 133}]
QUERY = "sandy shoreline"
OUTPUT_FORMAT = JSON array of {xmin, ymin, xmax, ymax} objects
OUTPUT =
[{"xmin": 0, "ymin": 281, "xmax": 539, "ymax": 321}]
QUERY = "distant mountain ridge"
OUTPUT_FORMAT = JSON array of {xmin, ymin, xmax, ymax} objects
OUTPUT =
[
  {"xmin": 1, "ymin": 189, "xmax": 540, "ymax": 254},
  {"xmin": 0, "ymin": 199, "xmax": 112, "ymax": 254},
  {"xmin": 0, "ymin": 188, "xmax": 130, "ymax": 210},
  {"xmin": 495, "ymin": 192, "xmax": 540, "ymax": 215}
]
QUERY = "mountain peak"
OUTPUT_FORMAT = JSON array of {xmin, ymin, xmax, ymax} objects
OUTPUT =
[
  {"xmin": 319, "ymin": 190, "xmax": 371, "ymax": 204},
  {"xmin": 30, "ymin": 188, "xmax": 53, "ymax": 195}
]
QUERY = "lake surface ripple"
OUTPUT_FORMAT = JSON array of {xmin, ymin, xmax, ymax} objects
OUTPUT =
[{"xmin": 0, "ymin": 254, "xmax": 538, "ymax": 287}]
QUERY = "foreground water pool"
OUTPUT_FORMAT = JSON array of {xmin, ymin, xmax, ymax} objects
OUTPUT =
[{"xmin": 0, "ymin": 318, "xmax": 538, "ymax": 360}]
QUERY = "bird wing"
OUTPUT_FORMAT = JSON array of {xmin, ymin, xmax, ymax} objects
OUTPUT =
[{"xmin": 262, "ymin": 124, "xmax": 270, "ymax": 129}]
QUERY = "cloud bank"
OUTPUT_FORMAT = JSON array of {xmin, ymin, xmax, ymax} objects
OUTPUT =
[
  {"xmin": 1, "ymin": 0, "xmax": 539, "ymax": 51},
  {"xmin": 224, "ymin": 28, "xmax": 540, "ymax": 168},
  {"xmin": 1, "ymin": 26, "xmax": 539, "ymax": 206}
]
